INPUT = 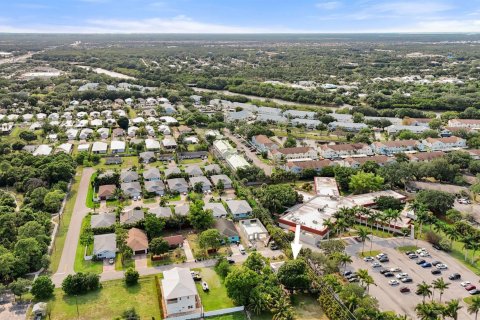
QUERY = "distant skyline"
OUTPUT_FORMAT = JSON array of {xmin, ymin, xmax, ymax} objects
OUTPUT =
[{"xmin": 1, "ymin": 0, "xmax": 480, "ymax": 33}]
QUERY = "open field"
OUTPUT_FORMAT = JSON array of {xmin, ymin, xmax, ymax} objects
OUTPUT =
[
  {"xmin": 195, "ymin": 268, "xmax": 235, "ymax": 311},
  {"xmin": 49, "ymin": 276, "xmax": 160, "ymax": 320}
]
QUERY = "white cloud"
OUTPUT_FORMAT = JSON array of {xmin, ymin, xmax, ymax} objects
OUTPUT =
[
  {"xmin": 315, "ymin": 1, "xmax": 342, "ymax": 10},
  {"xmin": 0, "ymin": 15, "xmax": 298, "ymax": 33},
  {"xmin": 370, "ymin": 1, "xmax": 453, "ymax": 16}
]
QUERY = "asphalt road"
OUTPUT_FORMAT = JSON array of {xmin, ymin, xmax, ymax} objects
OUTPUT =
[
  {"xmin": 223, "ymin": 129, "xmax": 273, "ymax": 176},
  {"xmin": 52, "ymin": 167, "xmax": 95, "ymax": 286},
  {"xmin": 346, "ymin": 237, "xmax": 478, "ymax": 319}
]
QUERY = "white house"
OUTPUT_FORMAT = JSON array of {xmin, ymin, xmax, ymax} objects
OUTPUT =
[
  {"xmin": 270, "ymin": 147, "xmax": 318, "ymax": 161},
  {"xmin": 33, "ymin": 145, "xmax": 52, "ymax": 156},
  {"xmin": 90, "ymin": 119, "xmax": 103, "ymax": 127},
  {"xmin": 79, "ymin": 128, "xmax": 93, "ymax": 140},
  {"xmin": 161, "ymin": 267, "xmax": 200, "ymax": 316},
  {"xmin": 371, "ymin": 140, "xmax": 420, "ymax": 155},
  {"xmin": 78, "ymin": 143, "xmax": 90, "ymax": 152},
  {"xmin": 447, "ymin": 119, "xmax": 480, "ymax": 129},
  {"xmin": 386, "ymin": 125, "xmax": 429, "ymax": 135},
  {"xmin": 93, "ymin": 233, "xmax": 116, "ymax": 259},
  {"xmin": 419, "ymin": 137, "xmax": 467, "ymax": 151},
  {"xmin": 111, "ymin": 140, "xmax": 126, "ymax": 154},
  {"xmin": 97, "ymin": 128, "xmax": 110, "ymax": 139},
  {"xmin": 145, "ymin": 138, "xmax": 161, "ymax": 151},
  {"xmin": 128, "ymin": 126, "xmax": 139, "ymax": 137},
  {"xmin": 92, "ymin": 141, "xmax": 108, "ymax": 154},
  {"xmin": 75, "ymin": 119, "xmax": 89, "ymax": 128},
  {"xmin": 66, "ymin": 129, "xmax": 78, "ymax": 140},
  {"xmin": 328, "ymin": 121, "xmax": 367, "ymax": 132},
  {"xmin": 319, "ymin": 143, "xmax": 373, "ymax": 159}
]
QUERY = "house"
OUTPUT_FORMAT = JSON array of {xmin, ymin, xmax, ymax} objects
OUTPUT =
[
  {"xmin": 386, "ymin": 125, "xmax": 429, "ymax": 135},
  {"xmin": 204, "ymin": 164, "xmax": 221, "ymax": 175},
  {"xmin": 165, "ymin": 167, "xmax": 181, "ymax": 177},
  {"xmin": 110, "ymin": 140, "xmax": 126, "ymax": 154},
  {"xmin": 33, "ymin": 145, "xmax": 53, "ymax": 156},
  {"xmin": 90, "ymin": 119, "xmax": 103, "ymax": 127},
  {"xmin": 226, "ymin": 200, "xmax": 253, "ymax": 220},
  {"xmin": 143, "ymin": 168, "xmax": 161, "ymax": 181},
  {"xmin": 184, "ymin": 136, "xmax": 199, "ymax": 144},
  {"xmin": 212, "ymin": 140, "xmax": 236, "ymax": 159},
  {"xmin": 204, "ymin": 203, "xmax": 228, "ymax": 219},
  {"xmin": 174, "ymin": 204, "xmax": 190, "ymax": 217},
  {"xmin": 77, "ymin": 143, "xmax": 90, "ymax": 153},
  {"xmin": 79, "ymin": 128, "xmax": 93, "ymax": 140},
  {"xmin": 371, "ymin": 140, "xmax": 420, "ymax": 155},
  {"xmin": 47, "ymin": 134, "xmax": 58, "ymax": 142},
  {"xmin": 285, "ymin": 159, "xmax": 332, "ymax": 174},
  {"xmin": 331, "ymin": 113, "xmax": 353, "ymax": 122},
  {"xmin": 167, "ymin": 178, "xmax": 189, "ymax": 193},
  {"xmin": 128, "ymin": 126, "xmax": 139, "ymax": 137},
  {"xmin": 164, "ymin": 235, "xmax": 184, "ymax": 248},
  {"xmin": 149, "ymin": 206, "xmax": 172, "ymax": 219},
  {"xmin": 290, "ymin": 118, "xmax": 321, "ymax": 129},
  {"xmin": 178, "ymin": 151, "xmax": 208, "ymax": 160},
  {"xmin": 270, "ymin": 147, "xmax": 318, "ymax": 161},
  {"xmin": 161, "ymin": 268, "xmax": 200, "ymax": 316},
  {"xmin": 447, "ymin": 119, "xmax": 480, "ymax": 129},
  {"xmin": 105, "ymin": 156, "xmax": 122, "ymax": 165},
  {"xmin": 251, "ymin": 135, "xmax": 278, "ymax": 153},
  {"xmin": 225, "ymin": 154, "xmax": 250, "ymax": 171},
  {"xmin": 328, "ymin": 121, "xmax": 367, "ymax": 132},
  {"xmin": 120, "ymin": 209, "xmax": 145, "ymax": 225},
  {"xmin": 178, "ymin": 125, "xmax": 192, "ymax": 135},
  {"xmin": 98, "ymin": 184, "xmax": 117, "ymax": 200},
  {"xmin": 162, "ymin": 137, "xmax": 178, "ymax": 150},
  {"xmin": 419, "ymin": 137, "xmax": 467, "ymax": 152},
  {"xmin": 283, "ymin": 110, "xmax": 316, "ymax": 119},
  {"xmin": 215, "ymin": 218, "xmax": 240, "ymax": 243},
  {"xmin": 75, "ymin": 119, "xmax": 89, "ymax": 128},
  {"xmin": 239, "ymin": 218, "xmax": 269, "ymax": 241},
  {"xmin": 97, "ymin": 128, "xmax": 110, "ymax": 139},
  {"xmin": 185, "ymin": 165, "xmax": 203, "ymax": 177},
  {"xmin": 121, "ymin": 171, "xmax": 139, "ymax": 183},
  {"xmin": 145, "ymin": 180, "xmax": 166, "ymax": 195},
  {"xmin": 56, "ymin": 143, "xmax": 73, "ymax": 154},
  {"xmin": 159, "ymin": 116, "xmax": 178, "ymax": 125},
  {"xmin": 467, "ymin": 149, "xmax": 480, "ymax": 160},
  {"xmin": 319, "ymin": 143, "xmax": 373, "ymax": 159},
  {"xmin": 127, "ymin": 228, "xmax": 148, "ymax": 254},
  {"xmin": 93, "ymin": 233, "xmax": 116, "ymax": 259},
  {"xmin": 210, "ymin": 175, "xmax": 233, "ymax": 189},
  {"xmin": 336, "ymin": 156, "xmax": 394, "ymax": 168},
  {"xmin": 66, "ymin": 128, "xmax": 78, "ymax": 140},
  {"xmin": 139, "ymin": 151, "xmax": 156, "ymax": 163},
  {"xmin": 91, "ymin": 213, "xmax": 116, "ymax": 229},
  {"xmin": 145, "ymin": 138, "xmax": 161, "ymax": 151},
  {"xmin": 189, "ymin": 176, "xmax": 212, "ymax": 192},
  {"xmin": 92, "ymin": 142, "xmax": 108, "ymax": 154},
  {"xmin": 407, "ymin": 151, "xmax": 445, "ymax": 162},
  {"xmin": 121, "ymin": 182, "xmax": 142, "ymax": 198},
  {"xmin": 112, "ymin": 128, "xmax": 125, "ymax": 137}
]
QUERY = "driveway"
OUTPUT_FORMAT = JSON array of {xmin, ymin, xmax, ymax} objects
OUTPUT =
[
  {"xmin": 52, "ymin": 167, "xmax": 95, "ymax": 286},
  {"xmin": 183, "ymin": 240, "xmax": 195, "ymax": 262},
  {"xmin": 103, "ymin": 259, "xmax": 115, "ymax": 273},
  {"xmin": 134, "ymin": 254, "xmax": 148, "ymax": 269},
  {"xmin": 0, "ymin": 294, "xmax": 29, "ymax": 320},
  {"xmin": 223, "ymin": 129, "xmax": 273, "ymax": 176}
]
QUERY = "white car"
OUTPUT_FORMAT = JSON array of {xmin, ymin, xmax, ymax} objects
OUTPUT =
[
  {"xmin": 202, "ymin": 281, "xmax": 209, "ymax": 291},
  {"xmin": 376, "ymin": 253, "xmax": 387, "ymax": 259},
  {"xmin": 461, "ymin": 281, "xmax": 472, "ymax": 287},
  {"xmin": 372, "ymin": 262, "xmax": 382, "ymax": 268},
  {"xmin": 389, "ymin": 279, "xmax": 400, "ymax": 286},
  {"xmin": 389, "ymin": 267, "xmax": 401, "ymax": 272},
  {"xmin": 396, "ymin": 273, "xmax": 409, "ymax": 279},
  {"xmin": 363, "ymin": 256, "xmax": 374, "ymax": 262},
  {"xmin": 419, "ymin": 252, "xmax": 430, "ymax": 257},
  {"xmin": 436, "ymin": 264, "xmax": 448, "ymax": 270},
  {"xmin": 416, "ymin": 248, "xmax": 427, "ymax": 254}
]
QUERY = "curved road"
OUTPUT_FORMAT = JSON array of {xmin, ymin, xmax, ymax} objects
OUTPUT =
[{"xmin": 52, "ymin": 167, "xmax": 95, "ymax": 286}]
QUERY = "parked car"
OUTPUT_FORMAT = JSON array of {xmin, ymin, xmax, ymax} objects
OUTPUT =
[
  {"xmin": 380, "ymin": 269, "xmax": 389, "ymax": 274},
  {"xmin": 436, "ymin": 264, "xmax": 448, "ymax": 270},
  {"xmin": 269, "ymin": 242, "xmax": 279, "ymax": 250},
  {"xmin": 419, "ymin": 252, "xmax": 430, "ymax": 257},
  {"xmin": 384, "ymin": 272, "xmax": 395, "ymax": 278},
  {"xmin": 343, "ymin": 271, "xmax": 353, "ymax": 277},
  {"xmin": 108, "ymin": 258, "xmax": 114, "ymax": 265},
  {"xmin": 470, "ymin": 289, "xmax": 480, "ymax": 295},
  {"xmin": 389, "ymin": 279, "xmax": 400, "ymax": 286},
  {"xmin": 449, "ymin": 273, "xmax": 461, "ymax": 280},
  {"xmin": 379, "ymin": 257, "xmax": 389, "ymax": 263},
  {"xmin": 408, "ymin": 254, "xmax": 418, "ymax": 259},
  {"xmin": 396, "ymin": 273, "xmax": 409, "ymax": 279},
  {"xmin": 400, "ymin": 287, "xmax": 411, "ymax": 293},
  {"xmin": 227, "ymin": 257, "xmax": 235, "ymax": 264},
  {"xmin": 416, "ymin": 259, "xmax": 427, "ymax": 265},
  {"xmin": 363, "ymin": 256, "xmax": 374, "ymax": 262},
  {"xmin": 348, "ymin": 277, "xmax": 359, "ymax": 283},
  {"xmin": 389, "ymin": 267, "xmax": 401, "ymax": 272},
  {"xmin": 431, "ymin": 261, "xmax": 441, "ymax": 266},
  {"xmin": 372, "ymin": 262, "xmax": 382, "ymax": 268},
  {"xmin": 461, "ymin": 281, "xmax": 472, "ymax": 287},
  {"xmin": 376, "ymin": 253, "xmax": 388, "ymax": 259},
  {"xmin": 345, "ymin": 273, "xmax": 358, "ymax": 279},
  {"xmin": 431, "ymin": 269, "xmax": 442, "ymax": 275},
  {"xmin": 405, "ymin": 251, "xmax": 415, "ymax": 256},
  {"xmin": 465, "ymin": 284, "xmax": 477, "ymax": 291},
  {"xmin": 421, "ymin": 262, "xmax": 432, "ymax": 268},
  {"xmin": 401, "ymin": 277, "xmax": 413, "ymax": 283}
]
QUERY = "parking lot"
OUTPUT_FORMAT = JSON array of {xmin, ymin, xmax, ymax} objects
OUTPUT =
[{"xmin": 346, "ymin": 238, "xmax": 479, "ymax": 319}]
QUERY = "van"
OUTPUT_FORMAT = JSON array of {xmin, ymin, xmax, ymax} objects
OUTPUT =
[{"xmin": 238, "ymin": 244, "xmax": 246, "ymax": 255}]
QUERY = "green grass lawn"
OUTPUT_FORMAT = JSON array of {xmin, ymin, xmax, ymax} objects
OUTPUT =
[
  {"xmin": 291, "ymin": 293, "xmax": 328, "ymax": 320},
  {"xmin": 85, "ymin": 172, "xmax": 99, "ymax": 209},
  {"xmin": 397, "ymin": 245, "xmax": 419, "ymax": 253},
  {"xmin": 95, "ymin": 156, "xmax": 139, "ymax": 170},
  {"xmin": 195, "ymin": 268, "xmax": 235, "ymax": 311},
  {"xmin": 358, "ymin": 250, "xmax": 381, "ymax": 258},
  {"xmin": 207, "ymin": 313, "xmax": 247, "ymax": 320},
  {"xmin": 74, "ymin": 215, "xmax": 103, "ymax": 274},
  {"xmin": 50, "ymin": 167, "xmax": 83, "ymax": 273},
  {"xmin": 115, "ymin": 253, "xmax": 135, "ymax": 271},
  {"xmin": 180, "ymin": 158, "xmax": 204, "ymax": 164},
  {"xmin": 143, "ymin": 197, "xmax": 157, "ymax": 204},
  {"xmin": 338, "ymin": 224, "xmax": 394, "ymax": 239},
  {"xmin": 49, "ymin": 276, "xmax": 161, "ymax": 320}
]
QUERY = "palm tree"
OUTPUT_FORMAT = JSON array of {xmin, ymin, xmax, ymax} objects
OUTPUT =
[
  {"xmin": 356, "ymin": 268, "xmax": 369, "ymax": 287},
  {"xmin": 344, "ymin": 294, "xmax": 359, "ymax": 312},
  {"xmin": 468, "ymin": 296, "xmax": 480, "ymax": 320},
  {"xmin": 249, "ymin": 291, "xmax": 271, "ymax": 315},
  {"xmin": 338, "ymin": 253, "xmax": 353, "ymax": 273},
  {"xmin": 363, "ymin": 275, "xmax": 376, "ymax": 293},
  {"xmin": 445, "ymin": 227, "xmax": 460, "ymax": 247},
  {"xmin": 416, "ymin": 282, "xmax": 433, "ymax": 303},
  {"xmin": 271, "ymin": 296, "xmax": 295, "ymax": 320},
  {"xmin": 415, "ymin": 302, "xmax": 440, "ymax": 320},
  {"xmin": 323, "ymin": 218, "xmax": 335, "ymax": 240},
  {"xmin": 462, "ymin": 236, "xmax": 474, "ymax": 261},
  {"xmin": 401, "ymin": 227, "xmax": 410, "ymax": 245},
  {"xmin": 357, "ymin": 227, "xmax": 370, "ymax": 255},
  {"xmin": 444, "ymin": 299, "xmax": 462, "ymax": 320},
  {"xmin": 432, "ymin": 278, "xmax": 449, "ymax": 302}
]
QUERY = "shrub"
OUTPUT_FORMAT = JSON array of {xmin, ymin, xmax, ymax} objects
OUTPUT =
[
  {"xmin": 425, "ymin": 230, "xmax": 442, "ymax": 245},
  {"xmin": 124, "ymin": 268, "xmax": 139, "ymax": 286}
]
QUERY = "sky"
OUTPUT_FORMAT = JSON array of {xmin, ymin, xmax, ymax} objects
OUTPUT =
[{"xmin": 1, "ymin": 0, "xmax": 480, "ymax": 33}]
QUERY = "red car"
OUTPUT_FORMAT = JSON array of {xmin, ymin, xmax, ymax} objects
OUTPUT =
[
  {"xmin": 465, "ymin": 285, "xmax": 477, "ymax": 291},
  {"xmin": 400, "ymin": 287, "xmax": 410, "ymax": 293}
]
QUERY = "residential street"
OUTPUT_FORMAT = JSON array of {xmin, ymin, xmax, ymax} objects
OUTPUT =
[
  {"xmin": 223, "ymin": 129, "xmax": 273, "ymax": 176},
  {"xmin": 52, "ymin": 167, "xmax": 95, "ymax": 286}
]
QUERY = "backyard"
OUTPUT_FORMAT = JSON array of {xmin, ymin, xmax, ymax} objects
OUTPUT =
[
  {"xmin": 74, "ymin": 215, "xmax": 103, "ymax": 274},
  {"xmin": 194, "ymin": 268, "xmax": 235, "ymax": 311},
  {"xmin": 49, "ymin": 275, "xmax": 161, "ymax": 319}
]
